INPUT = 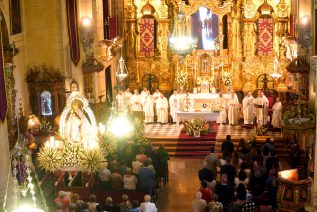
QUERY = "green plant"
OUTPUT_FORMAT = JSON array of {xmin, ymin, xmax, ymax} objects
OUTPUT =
[
  {"xmin": 255, "ymin": 124, "xmax": 268, "ymax": 136},
  {"xmin": 39, "ymin": 118, "xmax": 52, "ymax": 134},
  {"xmin": 184, "ymin": 118, "xmax": 208, "ymax": 136}
]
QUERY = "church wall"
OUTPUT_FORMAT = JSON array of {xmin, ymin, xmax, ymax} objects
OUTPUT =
[{"xmin": 23, "ymin": 1, "xmax": 65, "ymax": 71}]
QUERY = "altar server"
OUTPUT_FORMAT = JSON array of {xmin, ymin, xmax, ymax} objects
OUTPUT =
[
  {"xmin": 242, "ymin": 92, "xmax": 255, "ymax": 125},
  {"xmin": 142, "ymin": 91, "xmax": 155, "ymax": 123},
  {"xmin": 254, "ymin": 91, "xmax": 269, "ymax": 125},
  {"xmin": 156, "ymin": 93, "xmax": 169, "ymax": 123},
  {"xmin": 272, "ymin": 97, "xmax": 282, "ymax": 128},
  {"xmin": 217, "ymin": 92, "xmax": 227, "ymax": 124},
  {"xmin": 228, "ymin": 90, "xmax": 240, "ymax": 125},
  {"xmin": 116, "ymin": 90, "xmax": 125, "ymax": 112},
  {"xmin": 130, "ymin": 89, "xmax": 143, "ymax": 112},
  {"xmin": 169, "ymin": 90, "xmax": 178, "ymax": 122}
]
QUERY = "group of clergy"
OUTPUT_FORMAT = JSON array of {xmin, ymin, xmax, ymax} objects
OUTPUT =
[
  {"xmin": 116, "ymin": 87, "xmax": 169, "ymax": 124},
  {"xmin": 218, "ymin": 90, "xmax": 282, "ymax": 127},
  {"xmin": 115, "ymin": 87, "xmax": 282, "ymax": 128}
]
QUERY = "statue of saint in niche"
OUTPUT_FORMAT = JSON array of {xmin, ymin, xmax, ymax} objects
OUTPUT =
[{"xmin": 41, "ymin": 91, "xmax": 53, "ymax": 116}]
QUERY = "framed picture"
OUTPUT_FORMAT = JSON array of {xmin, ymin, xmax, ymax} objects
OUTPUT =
[{"xmin": 9, "ymin": 0, "xmax": 22, "ymax": 35}]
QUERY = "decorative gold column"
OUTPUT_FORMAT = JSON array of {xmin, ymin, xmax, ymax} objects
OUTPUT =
[{"xmin": 311, "ymin": 56, "xmax": 317, "ymax": 208}]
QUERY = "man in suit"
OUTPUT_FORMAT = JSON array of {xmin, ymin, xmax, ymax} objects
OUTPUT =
[
  {"xmin": 139, "ymin": 160, "xmax": 155, "ymax": 196},
  {"xmin": 221, "ymin": 135, "xmax": 234, "ymax": 159}
]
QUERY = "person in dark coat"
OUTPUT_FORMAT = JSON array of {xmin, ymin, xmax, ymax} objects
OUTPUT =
[
  {"xmin": 138, "ymin": 160, "xmax": 155, "ymax": 196},
  {"xmin": 198, "ymin": 166, "xmax": 214, "ymax": 183},
  {"xmin": 222, "ymin": 135, "xmax": 234, "ymax": 158}
]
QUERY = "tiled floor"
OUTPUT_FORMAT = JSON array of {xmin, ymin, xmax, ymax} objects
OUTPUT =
[
  {"xmin": 144, "ymin": 123, "xmax": 282, "ymax": 140},
  {"xmin": 156, "ymin": 157, "xmax": 203, "ymax": 212}
]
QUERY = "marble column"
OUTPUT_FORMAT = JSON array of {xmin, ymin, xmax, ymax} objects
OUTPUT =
[{"xmin": 311, "ymin": 56, "xmax": 317, "ymax": 208}]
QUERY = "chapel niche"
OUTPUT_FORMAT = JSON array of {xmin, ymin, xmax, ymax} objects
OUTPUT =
[{"xmin": 26, "ymin": 65, "xmax": 65, "ymax": 119}]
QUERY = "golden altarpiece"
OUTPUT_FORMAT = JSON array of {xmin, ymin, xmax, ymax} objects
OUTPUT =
[{"xmin": 122, "ymin": 0, "xmax": 299, "ymax": 96}]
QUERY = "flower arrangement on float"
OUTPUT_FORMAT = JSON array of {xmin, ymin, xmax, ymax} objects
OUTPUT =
[{"xmin": 37, "ymin": 92, "xmax": 107, "ymax": 173}]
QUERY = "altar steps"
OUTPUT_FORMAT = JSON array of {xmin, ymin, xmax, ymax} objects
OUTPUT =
[
  {"xmin": 151, "ymin": 141, "xmax": 215, "ymax": 157},
  {"xmin": 150, "ymin": 139, "xmax": 289, "ymax": 158}
]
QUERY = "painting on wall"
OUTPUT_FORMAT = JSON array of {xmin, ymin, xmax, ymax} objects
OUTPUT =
[{"xmin": 10, "ymin": 0, "xmax": 22, "ymax": 35}]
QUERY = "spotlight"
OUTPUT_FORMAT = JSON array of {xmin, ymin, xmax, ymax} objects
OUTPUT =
[
  {"xmin": 81, "ymin": 17, "xmax": 92, "ymax": 27},
  {"xmin": 12, "ymin": 205, "xmax": 45, "ymax": 212},
  {"xmin": 300, "ymin": 15, "xmax": 310, "ymax": 26},
  {"xmin": 109, "ymin": 116, "xmax": 133, "ymax": 136}
]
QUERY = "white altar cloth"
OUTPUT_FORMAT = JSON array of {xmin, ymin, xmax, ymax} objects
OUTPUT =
[
  {"xmin": 175, "ymin": 111, "xmax": 220, "ymax": 127},
  {"xmin": 178, "ymin": 93, "xmax": 231, "ymax": 100}
]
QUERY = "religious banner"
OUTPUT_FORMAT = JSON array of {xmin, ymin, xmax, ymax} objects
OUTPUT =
[
  {"xmin": 109, "ymin": 16, "xmax": 118, "ymax": 40},
  {"xmin": 140, "ymin": 18, "xmax": 155, "ymax": 57},
  {"xmin": 0, "ymin": 29, "xmax": 7, "ymax": 122},
  {"xmin": 66, "ymin": 0, "xmax": 80, "ymax": 65},
  {"xmin": 258, "ymin": 17, "xmax": 274, "ymax": 56}
]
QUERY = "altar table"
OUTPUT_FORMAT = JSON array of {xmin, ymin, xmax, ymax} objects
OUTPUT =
[{"xmin": 175, "ymin": 111, "xmax": 220, "ymax": 127}]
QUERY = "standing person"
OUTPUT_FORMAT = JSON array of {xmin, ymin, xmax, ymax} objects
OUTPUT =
[
  {"xmin": 130, "ymin": 89, "xmax": 143, "ymax": 112},
  {"xmin": 152, "ymin": 88, "xmax": 161, "ymax": 103},
  {"xmin": 228, "ymin": 90, "xmax": 239, "ymax": 125},
  {"xmin": 141, "ymin": 87, "xmax": 148, "ymax": 100},
  {"xmin": 217, "ymin": 92, "xmax": 228, "ymax": 124},
  {"xmin": 157, "ymin": 144, "xmax": 169, "ymax": 181},
  {"xmin": 242, "ymin": 92, "xmax": 255, "ymax": 125},
  {"xmin": 222, "ymin": 135, "xmax": 234, "ymax": 159},
  {"xmin": 204, "ymin": 147, "xmax": 219, "ymax": 180},
  {"xmin": 192, "ymin": 192, "xmax": 207, "ymax": 212},
  {"xmin": 124, "ymin": 88, "xmax": 132, "ymax": 111},
  {"xmin": 140, "ymin": 195, "xmax": 157, "ymax": 212},
  {"xmin": 156, "ymin": 93, "xmax": 169, "ymax": 123},
  {"xmin": 142, "ymin": 91, "xmax": 155, "ymax": 123},
  {"xmin": 87, "ymin": 194, "xmax": 98, "ymax": 212},
  {"xmin": 169, "ymin": 90, "xmax": 178, "ymax": 122},
  {"xmin": 272, "ymin": 97, "xmax": 282, "ymax": 128},
  {"xmin": 116, "ymin": 90, "xmax": 125, "ymax": 112},
  {"xmin": 138, "ymin": 160, "xmax": 155, "ymax": 196},
  {"xmin": 215, "ymin": 174, "xmax": 234, "ymax": 210},
  {"xmin": 220, "ymin": 156, "xmax": 236, "ymax": 184},
  {"xmin": 254, "ymin": 91, "xmax": 269, "ymax": 125}
]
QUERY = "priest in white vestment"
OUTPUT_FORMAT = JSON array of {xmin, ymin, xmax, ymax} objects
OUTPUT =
[
  {"xmin": 152, "ymin": 88, "xmax": 161, "ymax": 103},
  {"xmin": 254, "ymin": 92, "xmax": 269, "ymax": 125},
  {"xmin": 169, "ymin": 90, "xmax": 178, "ymax": 122},
  {"xmin": 124, "ymin": 88, "xmax": 132, "ymax": 111},
  {"xmin": 217, "ymin": 92, "xmax": 227, "ymax": 124},
  {"xmin": 141, "ymin": 87, "xmax": 148, "ymax": 100},
  {"xmin": 142, "ymin": 91, "xmax": 155, "ymax": 123},
  {"xmin": 242, "ymin": 92, "xmax": 255, "ymax": 125},
  {"xmin": 272, "ymin": 98, "xmax": 282, "ymax": 128},
  {"xmin": 228, "ymin": 90, "xmax": 240, "ymax": 125},
  {"xmin": 116, "ymin": 90, "xmax": 125, "ymax": 112},
  {"xmin": 156, "ymin": 94, "xmax": 169, "ymax": 123},
  {"xmin": 130, "ymin": 89, "xmax": 143, "ymax": 112}
]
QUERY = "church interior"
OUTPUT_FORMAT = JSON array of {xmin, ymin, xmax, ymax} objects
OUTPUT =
[{"xmin": 0, "ymin": 0, "xmax": 317, "ymax": 211}]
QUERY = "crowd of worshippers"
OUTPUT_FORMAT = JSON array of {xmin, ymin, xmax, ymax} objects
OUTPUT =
[
  {"xmin": 193, "ymin": 135, "xmax": 286, "ymax": 212},
  {"xmin": 98, "ymin": 145, "xmax": 169, "ymax": 194},
  {"xmin": 115, "ymin": 87, "xmax": 282, "ymax": 127},
  {"xmin": 54, "ymin": 145, "xmax": 168, "ymax": 212},
  {"xmin": 55, "ymin": 192, "xmax": 157, "ymax": 212}
]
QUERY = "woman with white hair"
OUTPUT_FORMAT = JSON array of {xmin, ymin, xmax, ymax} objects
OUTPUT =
[
  {"xmin": 192, "ymin": 191, "xmax": 207, "ymax": 212},
  {"xmin": 140, "ymin": 195, "xmax": 157, "ymax": 212}
]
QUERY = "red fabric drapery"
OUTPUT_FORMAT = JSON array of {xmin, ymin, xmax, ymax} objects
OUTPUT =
[{"xmin": 66, "ymin": 0, "xmax": 80, "ymax": 65}]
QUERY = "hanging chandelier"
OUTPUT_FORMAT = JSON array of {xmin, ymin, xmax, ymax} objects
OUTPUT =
[
  {"xmin": 116, "ymin": 45, "xmax": 128, "ymax": 81},
  {"xmin": 169, "ymin": 1, "xmax": 197, "ymax": 60},
  {"xmin": 270, "ymin": 56, "xmax": 282, "ymax": 79}
]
